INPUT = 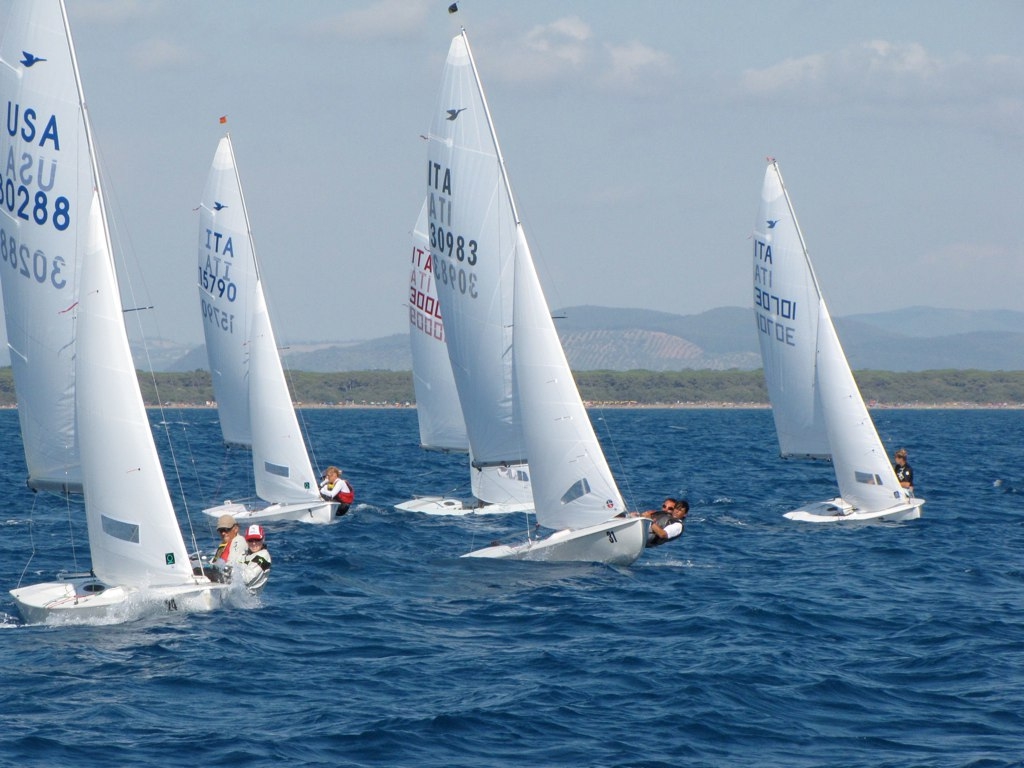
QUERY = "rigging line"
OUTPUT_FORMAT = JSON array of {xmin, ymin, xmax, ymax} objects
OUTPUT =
[
  {"xmin": 166, "ymin": 412, "xmax": 212, "ymax": 555},
  {"xmin": 593, "ymin": 404, "xmax": 635, "ymax": 511},
  {"xmin": 15, "ymin": 492, "xmax": 41, "ymax": 589},
  {"xmin": 61, "ymin": 483, "xmax": 80, "ymax": 574}
]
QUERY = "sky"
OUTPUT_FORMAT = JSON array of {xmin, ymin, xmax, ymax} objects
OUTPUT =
[{"xmin": 2, "ymin": 0, "xmax": 1021, "ymax": 347}]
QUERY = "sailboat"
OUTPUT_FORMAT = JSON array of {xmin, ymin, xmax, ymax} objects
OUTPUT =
[
  {"xmin": 426, "ymin": 31, "xmax": 647, "ymax": 563},
  {"xmin": 395, "ymin": 199, "xmax": 532, "ymax": 515},
  {"xmin": 753, "ymin": 159, "xmax": 924, "ymax": 523},
  {"xmin": 198, "ymin": 135, "xmax": 343, "ymax": 525},
  {"xmin": 4, "ymin": 0, "xmax": 229, "ymax": 622}
]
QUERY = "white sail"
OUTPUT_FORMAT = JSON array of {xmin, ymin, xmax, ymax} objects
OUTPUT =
[
  {"xmin": 247, "ymin": 286, "xmax": 319, "ymax": 503},
  {"xmin": 436, "ymin": 30, "xmax": 644, "ymax": 562},
  {"xmin": 753, "ymin": 159, "xmax": 923, "ymax": 523},
  {"xmin": 427, "ymin": 34, "xmax": 527, "ymax": 481},
  {"xmin": 815, "ymin": 300, "xmax": 907, "ymax": 512},
  {"xmin": 424, "ymin": 31, "xmax": 531, "ymax": 509},
  {"xmin": 198, "ymin": 136, "xmax": 256, "ymax": 448},
  {"xmin": 753, "ymin": 162, "xmax": 829, "ymax": 459},
  {"xmin": 408, "ymin": 197, "xmax": 467, "ymax": 453},
  {"xmin": 199, "ymin": 135, "xmax": 335, "ymax": 524},
  {"xmin": 0, "ymin": 0, "xmax": 88, "ymax": 492},
  {"xmin": 511, "ymin": 226, "xmax": 625, "ymax": 531},
  {"xmin": 7, "ymin": 1, "xmax": 225, "ymax": 622},
  {"xmin": 78, "ymin": 194, "xmax": 194, "ymax": 586}
]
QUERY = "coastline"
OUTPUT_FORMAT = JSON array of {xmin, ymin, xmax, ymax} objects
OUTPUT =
[{"xmin": 127, "ymin": 402, "xmax": 1024, "ymax": 410}]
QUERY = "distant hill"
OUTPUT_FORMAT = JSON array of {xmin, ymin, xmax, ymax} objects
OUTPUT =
[{"xmin": 151, "ymin": 305, "xmax": 1023, "ymax": 373}]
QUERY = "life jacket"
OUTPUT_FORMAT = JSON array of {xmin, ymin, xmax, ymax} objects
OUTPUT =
[
  {"xmin": 322, "ymin": 478, "xmax": 354, "ymax": 505},
  {"xmin": 215, "ymin": 537, "xmax": 241, "ymax": 562},
  {"xmin": 646, "ymin": 512, "xmax": 680, "ymax": 548},
  {"xmin": 337, "ymin": 480, "xmax": 355, "ymax": 505}
]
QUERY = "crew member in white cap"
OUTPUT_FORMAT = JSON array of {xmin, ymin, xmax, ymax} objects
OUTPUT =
[{"xmin": 241, "ymin": 524, "xmax": 272, "ymax": 592}]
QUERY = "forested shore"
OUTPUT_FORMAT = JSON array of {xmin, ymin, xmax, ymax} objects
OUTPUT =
[{"xmin": 1, "ymin": 368, "xmax": 1018, "ymax": 408}]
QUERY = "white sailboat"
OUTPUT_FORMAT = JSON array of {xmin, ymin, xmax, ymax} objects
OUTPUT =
[
  {"xmin": 404, "ymin": 30, "xmax": 535, "ymax": 518},
  {"xmin": 426, "ymin": 31, "xmax": 647, "ymax": 563},
  {"xmin": 4, "ymin": 0, "xmax": 228, "ymax": 622},
  {"xmin": 198, "ymin": 135, "xmax": 343, "ymax": 524},
  {"xmin": 753, "ymin": 159, "xmax": 924, "ymax": 523},
  {"xmin": 396, "ymin": 199, "xmax": 532, "ymax": 515}
]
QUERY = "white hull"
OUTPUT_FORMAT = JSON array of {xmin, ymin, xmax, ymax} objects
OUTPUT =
[
  {"xmin": 203, "ymin": 499, "xmax": 344, "ymax": 525},
  {"xmin": 784, "ymin": 496, "xmax": 925, "ymax": 524},
  {"xmin": 394, "ymin": 496, "xmax": 534, "ymax": 516},
  {"xmin": 11, "ymin": 576, "xmax": 229, "ymax": 625},
  {"xmin": 462, "ymin": 518, "xmax": 649, "ymax": 565}
]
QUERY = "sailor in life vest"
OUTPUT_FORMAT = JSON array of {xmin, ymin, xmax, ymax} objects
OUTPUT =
[
  {"xmin": 319, "ymin": 465, "xmax": 355, "ymax": 516},
  {"xmin": 240, "ymin": 524, "xmax": 272, "ymax": 592},
  {"xmin": 213, "ymin": 513, "xmax": 247, "ymax": 566},
  {"xmin": 646, "ymin": 498, "xmax": 689, "ymax": 547}
]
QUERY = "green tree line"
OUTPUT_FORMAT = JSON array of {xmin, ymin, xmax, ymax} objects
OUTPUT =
[{"xmin": 0, "ymin": 368, "xmax": 1020, "ymax": 407}]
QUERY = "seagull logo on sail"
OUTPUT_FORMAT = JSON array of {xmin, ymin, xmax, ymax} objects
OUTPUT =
[
  {"xmin": 766, "ymin": 219, "xmax": 778, "ymax": 229},
  {"xmin": 446, "ymin": 108, "xmax": 466, "ymax": 121},
  {"xmin": 213, "ymin": 202, "xmax": 227, "ymax": 211},
  {"xmin": 20, "ymin": 51, "xmax": 46, "ymax": 67}
]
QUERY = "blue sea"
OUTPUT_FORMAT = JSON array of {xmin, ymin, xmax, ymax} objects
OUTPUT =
[{"xmin": 0, "ymin": 406, "xmax": 1021, "ymax": 767}]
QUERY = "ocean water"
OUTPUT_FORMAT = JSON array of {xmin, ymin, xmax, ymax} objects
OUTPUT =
[{"xmin": 0, "ymin": 406, "xmax": 1021, "ymax": 768}]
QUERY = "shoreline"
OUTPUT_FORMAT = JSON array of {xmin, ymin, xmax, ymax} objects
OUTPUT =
[{"xmin": 133, "ymin": 402, "xmax": 1024, "ymax": 410}]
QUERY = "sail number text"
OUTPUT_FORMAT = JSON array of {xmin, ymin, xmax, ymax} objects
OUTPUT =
[
  {"xmin": 428, "ymin": 161, "xmax": 479, "ymax": 300},
  {"xmin": 0, "ymin": 181, "xmax": 70, "ymax": 231},
  {"xmin": 3, "ymin": 103, "xmax": 71, "ymax": 231},
  {"xmin": 0, "ymin": 227, "xmax": 67, "ymax": 289},
  {"xmin": 753, "ymin": 238, "xmax": 796, "ymax": 347},
  {"xmin": 430, "ymin": 223, "xmax": 479, "ymax": 298},
  {"xmin": 199, "ymin": 265, "xmax": 237, "ymax": 302},
  {"xmin": 409, "ymin": 245, "xmax": 446, "ymax": 341},
  {"xmin": 201, "ymin": 296, "xmax": 234, "ymax": 334}
]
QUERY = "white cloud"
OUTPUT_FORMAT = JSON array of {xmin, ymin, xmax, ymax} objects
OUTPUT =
[
  {"xmin": 739, "ymin": 40, "xmax": 1024, "ymax": 136},
  {"xmin": 484, "ymin": 16, "xmax": 673, "ymax": 93},
  {"xmin": 601, "ymin": 40, "xmax": 674, "ymax": 90}
]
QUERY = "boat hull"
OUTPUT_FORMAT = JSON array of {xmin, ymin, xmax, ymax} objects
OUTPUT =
[
  {"xmin": 394, "ymin": 496, "xmax": 534, "ymax": 515},
  {"xmin": 784, "ymin": 496, "xmax": 925, "ymax": 523},
  {"xmin": 203, "ymin": 499, "xmax": 344, "ymax": 524},
  {"xmin": 10, "ymin": 576, "xmax": 229, "ymax": 625},
  {"xmin": 462, "ymin": 517, "xmax": 649, "ymax": 565}
]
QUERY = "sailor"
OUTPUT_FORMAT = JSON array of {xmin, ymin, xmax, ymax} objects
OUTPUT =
[
  {"xmin": 646, "ymin": 499, "xmax": 689, "ymax": 547},
  {"xmin": 893, "ymin": 449, "xmax": 914, "ymax": 493},
  {"xmin": 319, "ymin": 465, "xmax": 355, "ymax": 517},
  {"xmin": 240, "ymin": 524, "xmax": 272, "ymax": 592},
  {"xmin": 213, "ymin": 514, "xmax": 247, "ymax": 566}
]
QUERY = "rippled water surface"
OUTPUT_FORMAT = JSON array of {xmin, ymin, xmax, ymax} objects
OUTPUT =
[{"xmin": 1, "ymin": 407, "xmax": 1022, "ymax": 767}]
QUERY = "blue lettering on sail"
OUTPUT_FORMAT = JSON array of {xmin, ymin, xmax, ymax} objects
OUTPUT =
[
  {"xmin": 6, "ymin": 103, "xmax": 60, "ymax": 150},
  {"xmin": 1, "ymin": 105, "xmax": 71, "ymax": 231},
  {"xmin": 199, "ymin": 229, "xmax": 239, "ymax": 313}
]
